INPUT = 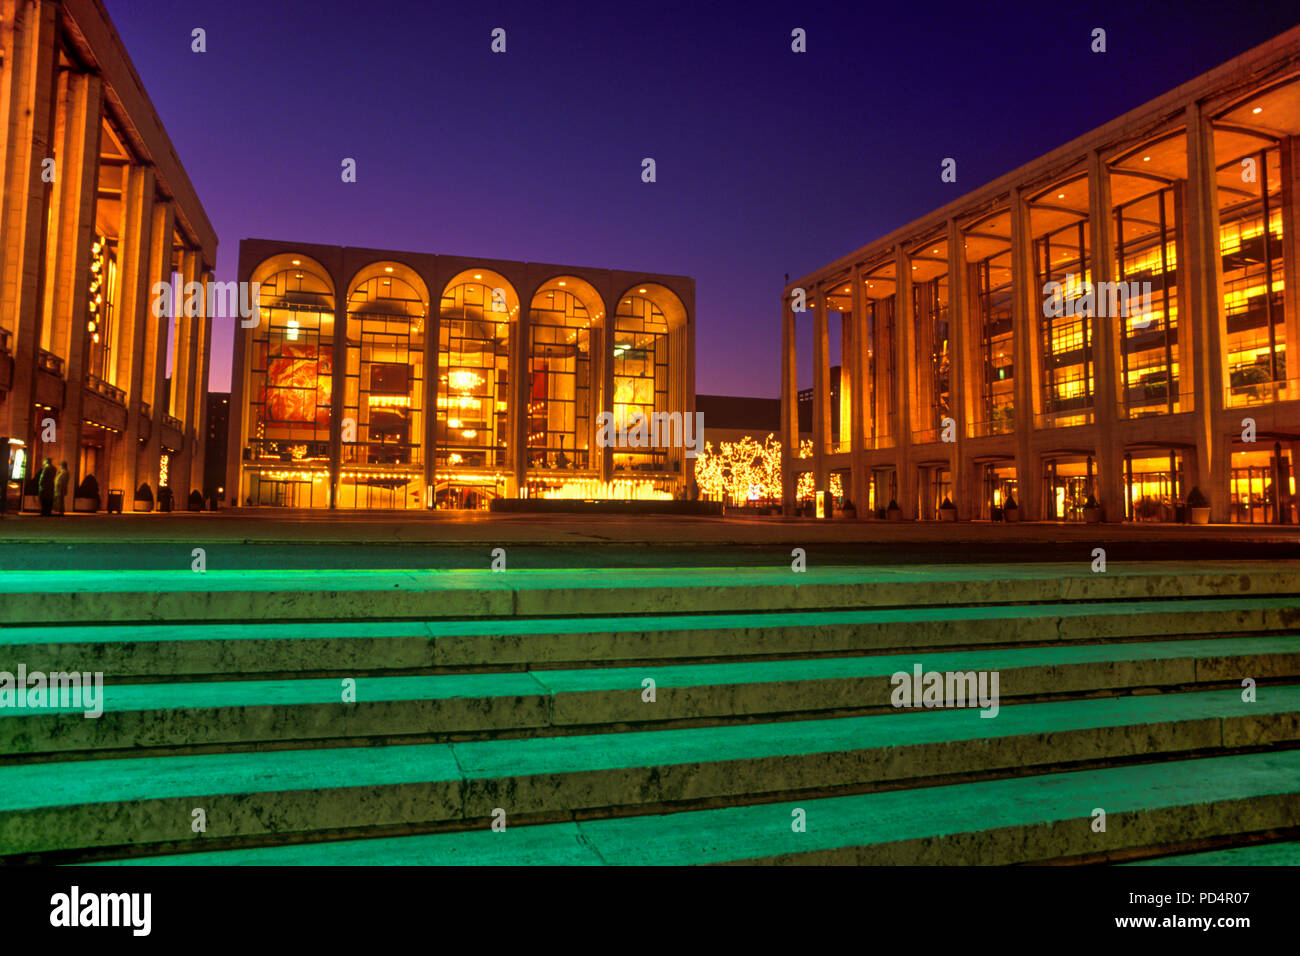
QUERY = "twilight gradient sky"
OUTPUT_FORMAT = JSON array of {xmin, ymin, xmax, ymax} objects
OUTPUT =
[{"xmin": 105, "ymin": 0, "xmax": 1299, "ymax": 396}]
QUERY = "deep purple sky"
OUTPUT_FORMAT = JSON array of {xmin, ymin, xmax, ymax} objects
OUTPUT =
[{"xmin": 105, "ymin": 0, "xmax": 1299, "ymax": 397}]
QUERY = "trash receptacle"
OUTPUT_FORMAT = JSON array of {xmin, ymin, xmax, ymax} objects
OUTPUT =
[{"xmin": 107, "ymin": 489, "xmax": 124, "ymax": 514}]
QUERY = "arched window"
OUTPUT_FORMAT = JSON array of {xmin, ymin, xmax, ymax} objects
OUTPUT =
[
  {"xmin": 528, "ymin": 283, "xmax": 599, "ymax": 471},
  {"xmin": 243, "ymin": 255, "xmax": 334, "ymax": 508},
  {"xmin": 438, "ymin": 275, "xmax": 514, "ymax": 473},
  {"xmin": 340, "ymin": 263, "xmax": 427, "ymax": 510}
]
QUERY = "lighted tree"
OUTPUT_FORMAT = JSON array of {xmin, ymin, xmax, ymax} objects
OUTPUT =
[{"xmin": 692, "ymin": 434, "xmax": 841, "ymax": 505}]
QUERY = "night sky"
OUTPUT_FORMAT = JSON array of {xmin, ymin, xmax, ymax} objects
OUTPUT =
[{"xmin": 105, "ymin": 0, "xmax": 1300, "ymax": 397}]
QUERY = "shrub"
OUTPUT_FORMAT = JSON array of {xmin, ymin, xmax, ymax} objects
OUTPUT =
[
  {"xmin": 75, "ymin": 474, "xmax": 99, "ymax": 499},
  {"xmin": 188, "ymin": 490, "xmax": 205, "ymax": 511},
  {"xmin": 886, "ymin": 499, "xmax": 900, "ymax": 511},
  {"xmin": 939, "ymin": 496, "xmax": 956, "ymax": 510},
  {"xmin": 1187, "ymin": 486, "xmax": 1209, "ymax": 508},
  {"xmin": 1084, "ymin": 494, "xmax": 1100, "ymax": 509},
  {"xmin": 134, "ymin": 482, "xmax": 154, "ymax": 504},
  {"xmin": 1003, "ymin": 494, "xmax": 1017, "ymax": 510}
]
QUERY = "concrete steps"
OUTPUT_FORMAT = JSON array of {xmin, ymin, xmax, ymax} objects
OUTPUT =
[
  {"xmin": 2, "ymin": 561, "xmax": 1298, "ymax": 864},
  {"xmin": 91, "ymin": 750, "xmax": 1300, "ymax": 866},
  {"xmin": 5, "ymin": 636, "xmax": 1299, "ymax": 757}
]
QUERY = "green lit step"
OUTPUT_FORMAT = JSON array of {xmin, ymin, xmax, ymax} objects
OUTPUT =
[
  {"xmin": 1124, "ymin": 840, "xmax": 1300, "ymax": 865},
  {"xmin": 5, "ymin": 686, "xmax": 1299, "ymax": 857},
  {"xmin": 3, "ymin": 563, "xmax": 1298, "ymax": 625},
  {"xmin": 4, "ymin": 636, "xmax": 1298, "ymax": 756},
  {"xmin": 4, "ymin": 596, "xmax": 1297, "ymax": 678},
  {"xmin": 96, "ymin": 750, "xmax": 1300, "ymax": 865}
]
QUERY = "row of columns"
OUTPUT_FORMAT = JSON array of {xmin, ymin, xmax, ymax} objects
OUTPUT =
[
  {"xmin": 0, "ymin": 0, "xmax": 213, "ymax": 505},
  {"xmin": 782, "ymin": 116, "xmax": 1299, "ymax": 523}
]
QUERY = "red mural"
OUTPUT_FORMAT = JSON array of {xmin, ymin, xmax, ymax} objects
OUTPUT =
[{"xmin": 261, "ymin": 343, "xmax": 332, "ymax": 426}]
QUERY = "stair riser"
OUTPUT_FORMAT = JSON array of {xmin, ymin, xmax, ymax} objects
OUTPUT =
[
  {"xmin": 6, "ymin": 652, "xmax": 1298, "ymax": 757},
  {"xmin": 7, "ymin": 710, "xmax": 1298, "ymax": 857},
  {"xmin": 6, "ymin": 608, "xmax": 1296, "ymax": 678}
]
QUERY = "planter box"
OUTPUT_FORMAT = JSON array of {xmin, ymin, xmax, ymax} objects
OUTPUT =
[
  {"xmin": 1084, "ymin": 507, "xmax": 1102, "ymax": 524},
  {"xmin": 887, "ymin": 510, "xmax": 903, "ymax": 521},
  {"xmin": 1189, "ymin": 506, "xmax": 1210, "ymax": 525},
  {"xmin": 133, "ymin": 499, "xmax": 154, "ymax": 513},
  {"xmin": 939, "ymin": 509, "xmax": 957, "ymax": 521},
  {"xmin": 22, "ymin": 495, "xmax": 40, "ymax": 511},
  {"xmin": 1004, "ymin": 508, "xmax": 1020, "ymax": 522},
  {"xmin": 72, "ymin": 496, "xmax": 98, "ymax": 513}
]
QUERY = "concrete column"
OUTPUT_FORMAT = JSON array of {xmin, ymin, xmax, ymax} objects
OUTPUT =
[
  {"xmin": 1009, "ymin": 187, "xmax": 1039, "ymax": 519},
  {"xmin": 812, "ymin": 288, "xmax": 829, "ymax": 499},
  {"xmin": 849, "ymin": 265, "xmax": 867, "ymax": 512},
  {"xmin": 1184, "ymin": 104, "xmax": 1231, "ymax": 521},
  {"xmin": 328, "ymin": 287, "xmax": 346, "ymax": 508},
  {"xmin": 170, "ymin": 248, "xmax": 201, "ymax": 497},
  {"xmin": 139, "ymin": 200, "xmax": 175, "ymax": 490},
  {"xmin": 780, "ymin": 294, "xmax": 797, "ymax": 515},
  {"xmin": 513, "ymin": 294, "xmax": 531, "ymax": 494},
  {"xmin": 0, "ymin": 0, "xmax": 58, "ymax": 455},
  {"xmin": 422, "ymin": 288, "xmax": 438, "ymax": 503},
  {"xmin": 44, "ymin": 71, "xmax": 104, "ymax": 488},
  {"xmin": 1087, "ymin": 150, "xmax": 1124, "ymax": 520},
  {"xmin": 600, "ymin": 279, "xmax": 616, "ymax": 487},
  {"xmin": 1280, "ymin": 136, "xmax": 1299, "ymax": 396},
  {"xmin": 226, "ymin": 267, "xmax": 247, "ymax": 505},
  {"xmin": 192, "ymin": 271, "xmax": 212, "ymax": 496},
  {"xmin": 893, "ymin": 245, "xmax": 914, "ymax": 516},
  {"xmin": 947, "ymin": 220, "xmax": 970, "ymax": 517},
  {"xmin": 108, "ymin": 165, "xmax": 157, "ymax": 499}
]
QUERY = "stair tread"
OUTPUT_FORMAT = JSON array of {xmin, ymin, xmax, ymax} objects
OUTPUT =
[
  {"xmin": 3, "ymin": 636, "xmax": 1295, "ymax": 716},
  {"xmin": 5, "ymin": 686, "xmax": 1298, "ymax": 812},
  {"xmin": 96, "ymin": 749, "xmax": 1300, "ymax": 865}
]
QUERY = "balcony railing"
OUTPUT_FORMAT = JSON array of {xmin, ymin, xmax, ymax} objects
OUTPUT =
[
  {"xmin": 37, "ymin": 349, "xmax": 63, "ymax": 376},
  {"xmin": 1226, "ymin": 377, "xmax": 1291, "ymax": 408},
  {"xmin": 85, "ymin": 374, "xmax": 126, "ymax": 405},
  {"xmin": 0, "ymin": 328, "xmax": 11, "ymax": 353},
  {"xmin": 1034, "ymin": 409, "xmax": 1095, "ymax": 429},
  {"xmin": 163, "ymin": 413, "xmax": 183, "ymax": 431},
  {"xmin": 968, "ymin": 415, "xmax": 1016, "ymax": 438},
  {"xmin": 140, "ymin": 401, "xmax": 151, "ymax": 420}
]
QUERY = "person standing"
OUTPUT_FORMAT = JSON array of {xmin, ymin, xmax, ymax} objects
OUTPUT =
[
  {"xmin": 54, "ymin": 461, "xmax": 70, "ymax": 516},
  {"xmin": 37, "ymin": 457, "xmax": 56, "ymax": 516}
]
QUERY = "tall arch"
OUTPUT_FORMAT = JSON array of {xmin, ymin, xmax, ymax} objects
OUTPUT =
[
  {"xmin": 240, "ymin": 254, "xmax": 335, "ymax": 508},
  {"xmin": 338, "ymin": 261, "xmax": 429, "ymax": 509},
  {"xmin": 526, "ymin": 276, "xmax": 606, "ymax": 474},
  {"xmin": 612, "ymin": 283, "xmax": 690, "ymax": 477},
  {"xmin": 436, "ymin": 269, "xmax": 518, "ymax": 507}
]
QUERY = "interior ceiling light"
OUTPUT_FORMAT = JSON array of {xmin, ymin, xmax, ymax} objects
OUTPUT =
[
  {"xmin": 1252, "ymin": 106, "xmax": 1262, "ymax": 114},
  {"xmin": 291, "ymin": 259, "xmax": 301, "ymax": 265},
  {"xmin": 474, "ymin": 274, "xmax": 482, "ymax": 279},
  {"xmin": 1142, "ymin": 156, "xmax": 1151, "ymax": 162},
  {"xmin": 384, "ymin": 266, "xmax": 393, "ymax": 273},
  {"xmin": 1058, "ymin": 193, "xmax": 1065, "ymax": 199},
  {"xmin": 638, "ymin": 288, "xmax": 646, "ymax": 293}
]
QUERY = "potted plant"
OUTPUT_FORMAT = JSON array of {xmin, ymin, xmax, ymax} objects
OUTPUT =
[
  {"xmin": 841, "ymin": 498, "xmax": 857, "ymax": 519},
  {"xmin": 1083, "ymin": 494, "xmax": 1102, "ymax": 524},
  {"xmin": 73, "ymin": 474, "xmax": 100, "ymax": 513},
  {"xmin": 1003, "ymin": 494, "xmax": 1019, "ymax": 522},
  {"xmin": 938, "ymin": 496, "xmax": 957, "ymax": 521},
  {"xmin": 1187, "ymin": 486, "xmax": 1210, "ymax": 525},
  {"xmin": 188, "ymin": 490, "xmax": 205, "ymax": 511},
  {"xmin": 22, "ymin": 474, "xmax": 41, "ymax": 512},
  {"xmin": 133, "ymin": 482, "xmax": 154, "ymax": 513},
  {"xmin": 886, "ymin": 499, "xmax": 902, "ymax": 521}
]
